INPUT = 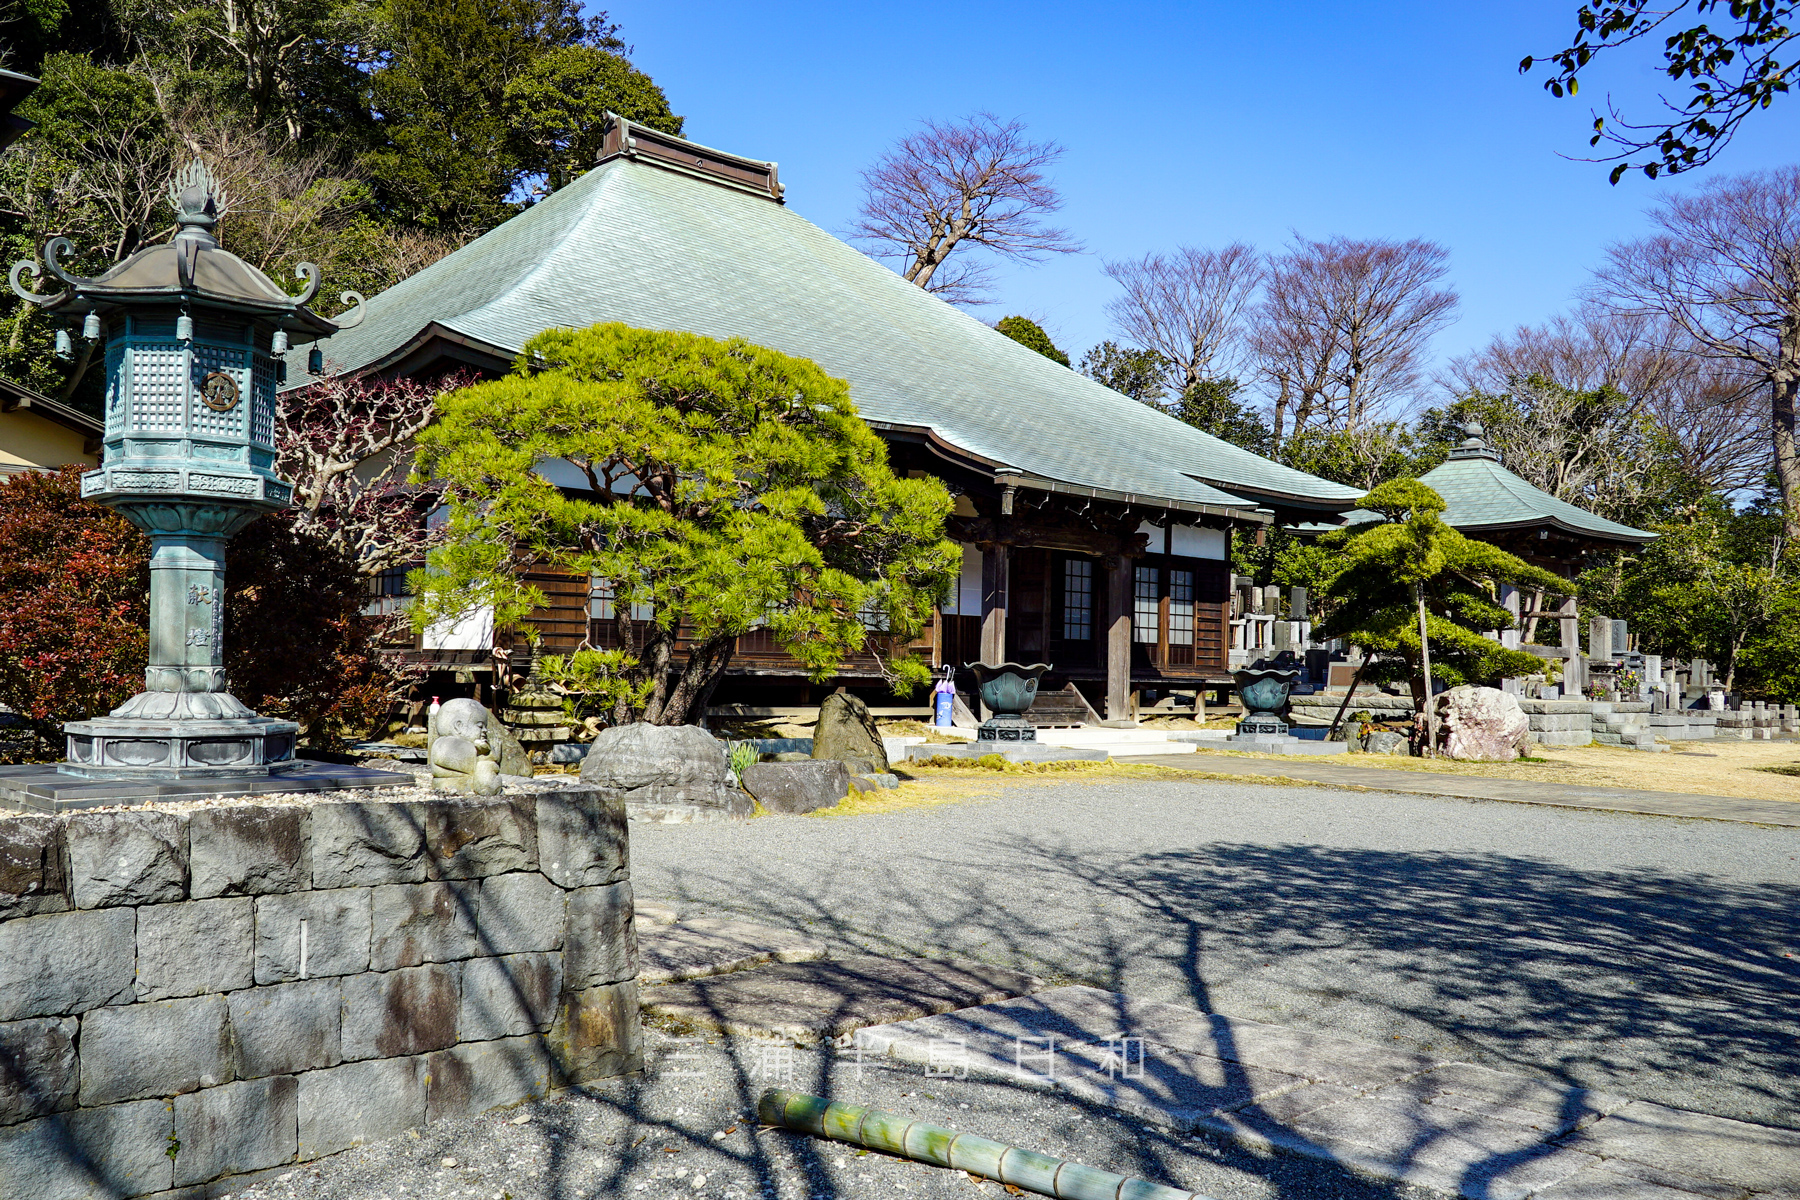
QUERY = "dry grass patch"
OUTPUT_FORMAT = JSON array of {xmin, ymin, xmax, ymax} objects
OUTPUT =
[{"xmin": 1188, "ymin": 738, "xmax": 1800, "ymax": 805}]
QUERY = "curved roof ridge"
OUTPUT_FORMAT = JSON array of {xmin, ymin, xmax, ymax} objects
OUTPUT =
[
  {"xmin": 294, "ymin": 154, "xmax": 1361, "ymax": 513},
  {"xmin": 1419, "ymin": 454, "xmax": 1654, "ymax": 542}
]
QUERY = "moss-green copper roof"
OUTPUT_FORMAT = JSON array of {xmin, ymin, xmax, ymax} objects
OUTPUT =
[
  {"xmin": 294, "ymin": 148, "xmax": 1361, "ymax": 517},
  {"xmin": 1330, "ymin": 430, "xmax": 1655, "ymax": 546},
  {"xmin": 1415, "ymin": 453, "xmax": 1655, "ymax": 544}
]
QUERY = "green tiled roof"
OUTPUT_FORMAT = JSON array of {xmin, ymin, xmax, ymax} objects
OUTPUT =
[
  {"xmin": 1329, "ymin": 442, "xmax": 1655, "ymax": 546},
  {"xmin": 294, "ymin": 148, "xmax": 1361, "ymax": 516},
  {"xmin": 1415, "ymin": 453, "xmax": 1655, "ymax": 544}
]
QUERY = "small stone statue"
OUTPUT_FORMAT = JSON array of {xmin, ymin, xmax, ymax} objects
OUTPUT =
[{"xmin": 428, "ymin": 697, "xmax": 502, "ymax": 795}]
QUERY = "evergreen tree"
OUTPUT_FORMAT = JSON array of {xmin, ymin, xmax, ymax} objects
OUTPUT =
[
  {"xmin": 411, "ymin": 323, "xmax": 958, "ymax": 726},
  {"xmin": 993, "ymin": 315, "xmax": 1069, "ymax": 366}
]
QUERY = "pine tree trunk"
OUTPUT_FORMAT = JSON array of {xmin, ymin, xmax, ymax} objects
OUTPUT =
[{"xmin": 1416, "ymin": 583, "xmax": 1437, "ymax": 756}]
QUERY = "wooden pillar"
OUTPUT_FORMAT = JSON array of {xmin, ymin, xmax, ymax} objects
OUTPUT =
[
  {"xmin": 979, "ymin": 544, "xmax": 1008, "ymax": 666},
  {"xmin": 1105, "ymin": 555, "xmax": 1133, "ymax": 724}
]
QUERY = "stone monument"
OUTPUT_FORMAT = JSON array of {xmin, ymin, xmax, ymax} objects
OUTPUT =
[{"xmin": 0, "ymin": 161, "xmax": 409, "ymax": 806}]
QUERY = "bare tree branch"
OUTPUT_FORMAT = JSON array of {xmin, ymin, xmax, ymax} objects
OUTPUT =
[
  {"xmin": 1248, "ymin": 235, "xmax": 1459, "ymax": 448},
  {"xmin": 851, "ymin": 112, "xmax": 1080, "ymax": 305},
  {"xmin": 1592, "ymin": 165, "xmax": 1800, "ymax": 538},
  {"xmin": 1101, "ymin": 243, "xmax": 1261, "ymax": 394}
]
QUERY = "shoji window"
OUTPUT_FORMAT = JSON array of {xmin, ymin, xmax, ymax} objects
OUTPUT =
[
  {"xmin": 1062, "ymin": 559, "xmax": 1094, "ymax": 639},
  {"xmin": 1168, "ymin": 570, "xmax": 1195, "ymax": 645},
  {"xmin": 1133, "ymin": 566, "xmax": 1160, "ymax": 642}
]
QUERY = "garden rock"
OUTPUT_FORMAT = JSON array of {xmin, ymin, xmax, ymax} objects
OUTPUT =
[
  {"xmin": 812, "ymin": 692, "xmax": 888, "ymax": 775},
  {"xmin": 579, "ymin": 723, "xmax": 749, "ymax": 823},
  {"xmin": 740, "ymin": 760, "xmax": 849, "ymax": 814},
  {"xmin": 1362, "ymin": 730, "xmax": 1409, "ymax": 755},
  {"xmin": 1435, "ymin": 685, "xmax": 1530, "ymax": 761}
]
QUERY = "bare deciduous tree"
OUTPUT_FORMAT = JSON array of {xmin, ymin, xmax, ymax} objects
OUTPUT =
[
  {"xmin": 1443, "ymin": 305, "xmax": 1768, "ymax": 495},
  {"xmin": 1594, "ymin": 165, "xmax": 1800, "ymax": 539},
  {"xmin": 1101, "ymin": 243, "xmax": 1261, "ymax": 394},
  {"xmin": 1248, "ymin": 235, "xmax": 1459, "ymax": 448},
  {"xmin": 852, "ymin": 113, "xmax": 1080, "ymax": 305},
  {"xmin": 277, "ymin": 369, "xmax": 470, "ymax": 573}
]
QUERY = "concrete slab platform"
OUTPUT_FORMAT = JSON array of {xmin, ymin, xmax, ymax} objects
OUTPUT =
[
  {"xmin": 0, "ymin": 760, "xmax": 416, "ymax": 812},
  {"xmin": 633, "ymin": 901, "xmax": 681, "ymax": 927},
  {"xmin": 850, "ymin": 985, "xmax": 1798, "ymax": 1200},
  {"xmin": 902, "ymin": 744, "xmax": 1109, "ymax": 765},
  {"xmin": 637, "ymin": 916, "xmax": 827, "ymax": 985},
  {"xmin": 1565, "ymin": 1100, "xmax": 1800, "ymax": 1195},
  {"xmin": 640, "ymin": 955, "xmax": 1041, "ymax": 1043}
]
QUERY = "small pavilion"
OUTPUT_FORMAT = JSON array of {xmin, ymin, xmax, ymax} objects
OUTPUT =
[{"xmin": 1333, "ymin": 422, "xmax": 1656, "ymax": 687}]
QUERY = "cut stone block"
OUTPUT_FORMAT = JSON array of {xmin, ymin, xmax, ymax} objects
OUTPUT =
[
  {"xmin": 476, "ymin": 871, "xmax": 565, "ymax": 955},
  {"xmin": 548, "ymin": 979, "xmax": 641, "ymax": 1084},
  {"xmin": 536, "ymin": 788, "xmax": 629, "ymax": 888},
  {"xmin": 425, "ymin": 1034, "xmax": 555, "ymax": 1123},
  {"xmin": 424, "ymin": 796, "xmax": 537, "ymax": 880},
  {"xmin": 637, "ymin": 916, "xmax": 827, "ymax": 985},
  {"xmin": 296, "ymin": 1055, "xmax": 426, "ymax": 1159},
  {"xmin": 0, "ymin": 907, "xmax": 136, "ymax": 1020},
  {"xmin": 340, "ymin": 962, "xmax": 459, "ymax": 1061},
  {"xmin": 458, "ymin": 952, "xmax": 561, "ymax": 1041},
  {"xmin": 0, "ymin": 814, "xmax": 67, "ymax": 918},
  {"xmin": 369, "ymin": 881, "xmax": 479, "ymax": 969},
  {"xmin": 1565, "ymin": 1100, "xmax": 1800, "ymax": 1195},
  {"xmin": 64, "ymin": 810, "xmax": 187, "ymax": 909},
  {"xmin": 310, "ymin": 800, "xmax": 428, "ymax": 888},
  {"xmin": 134, "ymin": 896, "xmax": 254, "ymax": 1000},
  {"xmin": 253, "ymin": 887, "xmax": 372, "ymax": 984},
  {"xmin": 188, "ymin": 804, "xmax": 309, "ymax": 898},
  {"xmin": 740, "ymin": 760, "xmax": 848, "ymax": 814},
  {"xmin": 0, "ymin": 1017, "xmax": 77, "ymax": 1126},
  {"xmin": 78, "ymin": 994, "xmax": 230, "ymax": 1105},
  {"xmin": 171, "ymin": 1074, "xmax": 297, "ymax": 1186},
  {"xmin": 0, "ymin": 1096, "xmax": 173, "ymax": 1200},
  {"xmin": 226, "ymin": 979, "xmax": 342, "ymax": 1079},
  {"xmin": 641, "ymin": 955, "xmax": 1040, "ymax": 1043},
  {"xmin": 564, "ymin": 881, "xmax": 638, "ymax": 988}
]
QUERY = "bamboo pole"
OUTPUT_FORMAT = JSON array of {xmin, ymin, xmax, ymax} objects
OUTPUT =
[
  {"xmin": 1325, "ymin": 656, "xmax": 1369, "ymax": 742},
  {"xmin": 758, "ymin": 1090, "xmax": 1216, "ymax": 1200}
]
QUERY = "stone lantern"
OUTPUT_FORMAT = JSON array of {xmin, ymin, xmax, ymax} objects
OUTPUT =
[{"xmin": 9, "ymin": 162, "xmax": 365, "ymax": 779}]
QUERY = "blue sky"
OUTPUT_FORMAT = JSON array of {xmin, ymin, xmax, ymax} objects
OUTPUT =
[{"xmin": 615, "ymin": 2, "xmax": 1800, "ymax": 397}]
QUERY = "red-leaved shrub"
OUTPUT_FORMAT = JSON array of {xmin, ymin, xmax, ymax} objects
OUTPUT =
[{"xmin": 0, "ymin": 467, "xmax": 402, "ymax": 760}]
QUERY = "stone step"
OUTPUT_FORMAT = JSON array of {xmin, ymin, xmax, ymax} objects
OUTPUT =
[
  {"xmin": 639, "ymin": 955, "xmax": 1041, "ymax": 1043},
  {"xmin": 637, "ymin": 917, "xmax": 828, "ymax": 986}
]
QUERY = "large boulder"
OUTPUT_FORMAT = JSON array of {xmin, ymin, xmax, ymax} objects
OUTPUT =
[
  {"xmin": 812, "ymin": 692, "xmax": 888, "ymax": 775},
  {"xmin": 1435, "ymin": 686, "xmax": 1530, "ymax": 761},
  {"xmin": 580, "ymin": 724, "xmax": 750, "ymax": 823},
  {"xmin": 1362, "ymin": 730, "xmax": 1409, "ymax": 755},
  {"xmin": 740, "ymin": 761, "xmax": 850, "ymax": 814}
]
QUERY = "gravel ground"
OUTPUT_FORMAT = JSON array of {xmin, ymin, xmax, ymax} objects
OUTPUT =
[
  {"xmin": 628, "ymin": 777, "xmax": 1800, "ymax": 1128},
  {"xmin": 229, "ymin": 1029, "xmax": 1437, "ymax": 1200}
]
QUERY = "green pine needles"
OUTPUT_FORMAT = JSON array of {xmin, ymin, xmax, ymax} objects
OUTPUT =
[
  {"xmin": 1315, "ymin": 479, "xmax": 1568, "ymax": 700},
  {"xmin": 411, "ymin": 323, "xmax": 959, "ymax": 726}
]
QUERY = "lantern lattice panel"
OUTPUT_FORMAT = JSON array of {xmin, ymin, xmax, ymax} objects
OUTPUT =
[
  {"xmin": 189, "ymin": 343, "xmax": 248, "ymax": 439},
  {"xmin": 127, "ymin": 342, "xmax": 185, "ymax": 433},
  {"xmin": 251, "ymin": 354, "xmax": 276, "ymax": 446}
]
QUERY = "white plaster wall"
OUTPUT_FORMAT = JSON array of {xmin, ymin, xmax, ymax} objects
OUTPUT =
[
  {"xmin": 942, "ymin": 545, "xmax": 983, "ymax": 615},
  {"xmin": 1170, "ymin": 524, "xmax": 1226, "ymax": 559},
  {"xmin": 423, "ymin": 606, "xmax": 494, "ymax": 651}
]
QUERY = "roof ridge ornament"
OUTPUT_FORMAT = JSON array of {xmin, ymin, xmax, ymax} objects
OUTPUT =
[
  {"xmin": 168, "ymin": 159, "xmax": 226, "ymax": 245},
  {"xmin": 1448, "ymin": 419, "xmax": 1501, "ymax": 462}
]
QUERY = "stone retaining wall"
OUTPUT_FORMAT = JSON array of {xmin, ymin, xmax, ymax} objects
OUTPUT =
[{"xmin": 0, "ymin": 787, "xmax": 641, "ymax": 1200}]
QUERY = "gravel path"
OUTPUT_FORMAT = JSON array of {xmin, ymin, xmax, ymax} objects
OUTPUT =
[
  {"xmin": 230, "ymin": 1029, "xmax": 1437, "ymax": 1200},
  {"xmin": 628, "ymin": 777, "xmax": 1800, "ymax": 1129}
]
